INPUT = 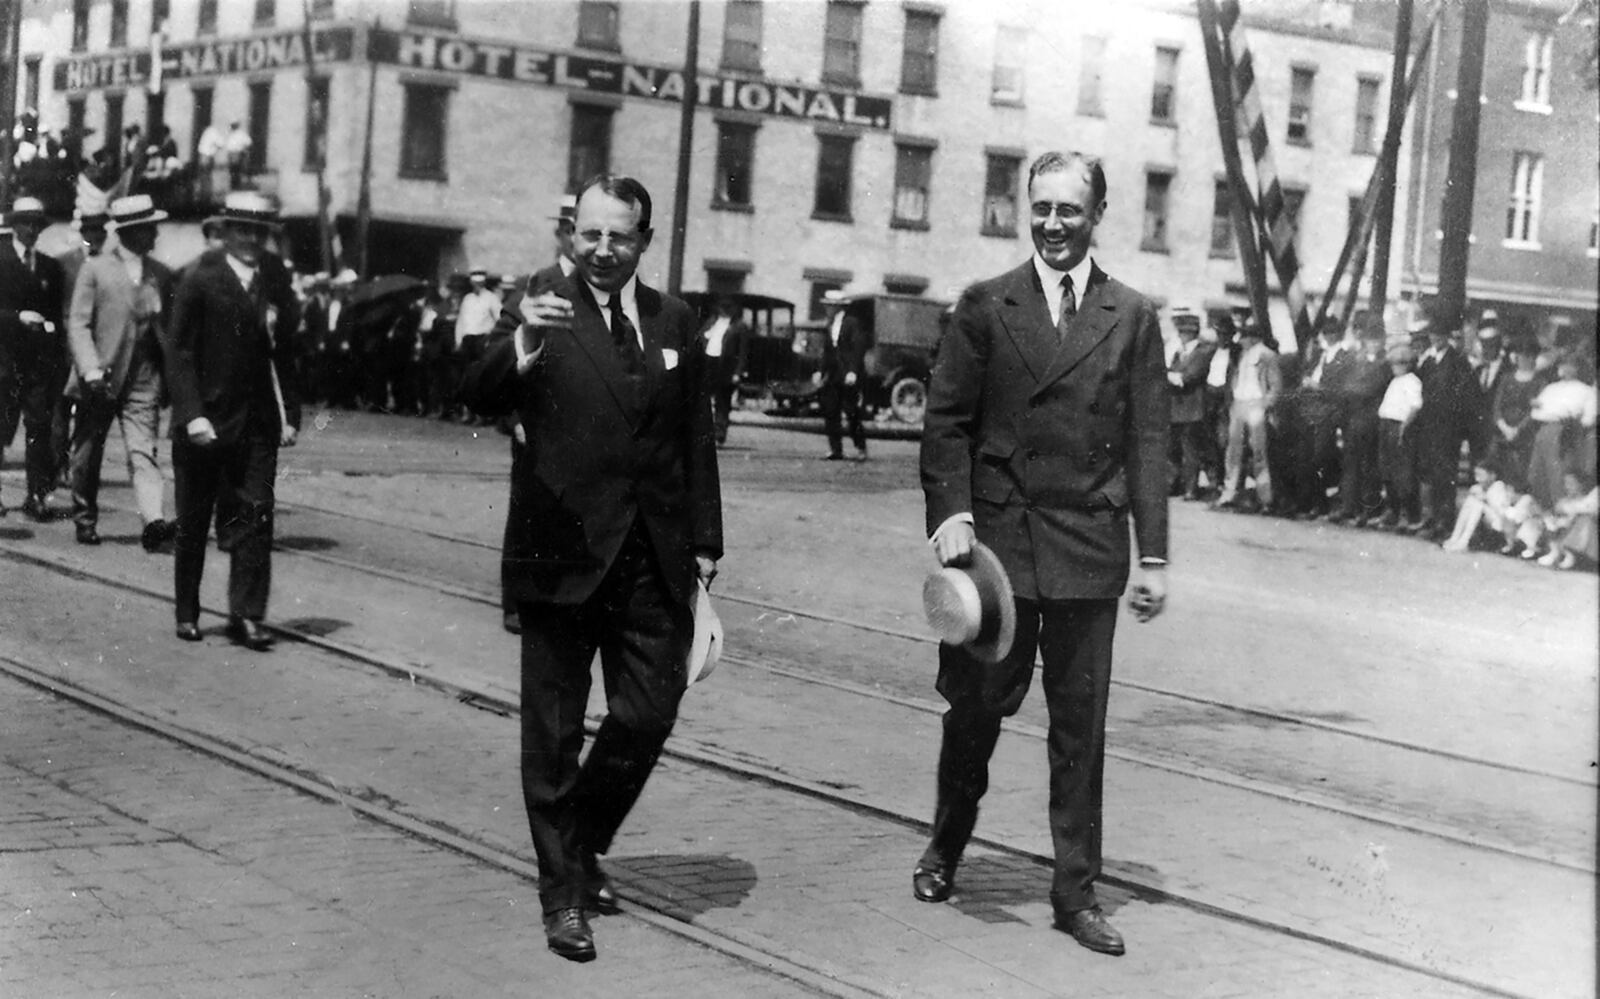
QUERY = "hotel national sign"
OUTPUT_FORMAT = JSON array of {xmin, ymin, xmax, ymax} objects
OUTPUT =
[
  {"xmin": 367, "ymin": 27, "xmax": 893, "ymax": 131},
  {"xmin": 53, "ymin": 25, "xmax": 356, "ymax": 92}
]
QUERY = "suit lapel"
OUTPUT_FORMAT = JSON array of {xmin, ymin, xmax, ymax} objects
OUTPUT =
[
  {"xmin": 1034, "ymin": 263, "xmax": 1120, "ymax": 394},
  {"xmin": 994, "ymin": 263, "xmax": 1054, "ymax": 384},
  {"xmin": 563, "ymin": 277, "xmax": 643, "ymax": 425}
]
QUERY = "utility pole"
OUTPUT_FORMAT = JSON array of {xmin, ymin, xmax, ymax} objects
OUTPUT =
[
  {"xmin": 302, "ymin": 0, "xmax": 335, "ymax": 274},
  {"xmin": 1433, "ymin": 0, "xmax": 1489, "ymax": 334},
  {"xmin": 356, "ymin": 43, "xmax": 378, "ymax": 279},
  {"xmin": 666, "ymin": 0, "xmax": 699, "ymax": 296},
  {"xmin": 1368, "ymin": 0, "xmax": 1414, "ymax": 323},
  {"xmin": 0, "ymin": 0, "xmax": 21, "ymax": 207}
]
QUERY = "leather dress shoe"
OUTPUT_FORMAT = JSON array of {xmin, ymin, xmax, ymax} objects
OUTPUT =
[
  {"xmin": 175, "ymin": 622, "xmax": 203, "ymax": 642},
  {"xmin": 911, "ymin": 862, "xmax": 956, "ymax": 903},
  {"xmin": 21, "ymin": 494, "xmax": 50, "ymax": 522},
  {"xmin": 75, "ymin": 523, "xmax": 101, "ymax": 545},
  {"xmin": 1057, "ymin": 906, "xmax": 1125, "ymax": 956},
  {"xmin": 225, "ymin": 617, "xmax": 276, "ymax": 651},
  {"xmin": 141, "ymin": 519, "xmax": 174, "ymax": 552},
  {"xmin": 544, "ymin": 907, "xmax": 596, "ymax": 963}
]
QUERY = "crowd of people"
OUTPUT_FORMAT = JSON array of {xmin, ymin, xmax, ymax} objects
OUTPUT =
[{"xmin": 1164, "ymin": 306, "xmax": 1598, "ymax": 570}]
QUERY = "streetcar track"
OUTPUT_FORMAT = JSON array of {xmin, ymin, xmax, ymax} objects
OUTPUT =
[
  {"xmin": 274, "ymin": 498, "xmax": 1594, "ymax": 791},
  {"xmin": 0, "ymin": 552, "xmax": 1546, "ymax": 999}
]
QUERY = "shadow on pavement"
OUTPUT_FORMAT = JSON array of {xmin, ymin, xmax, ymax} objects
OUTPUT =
[
  {"xmin": 276, "ymin": 535, "xmax": 342, "ymax": 552},
  {"xmin": 279, "ymin": 617, "xmax": 352, "ymax": 638},
  {"xmin": 619, "ymin": 853, "xmax": 757, "ymax": 917}
]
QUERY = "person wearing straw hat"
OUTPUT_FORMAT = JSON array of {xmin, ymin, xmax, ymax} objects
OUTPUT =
[
  {"xmin": 162, "ymin": 192, "xmax": 302, "ymax": 650},
  {"xmin": 0, "ymin": 196, "xmax": 68, "ymax": 520},
  {"xmin": 51, "ymin": 199, "xmax": 112, "ymax": 490},
  {"xmin": 913, "ymin": 151, "xmax": 1169, "ymax": 957},
  {"xmin": 64, "ymin": 194, "xmax": 178, "ymax": 550},
  {"xmin": 460, "ymin": 173, "xmax": 722, "ymax": 963}
]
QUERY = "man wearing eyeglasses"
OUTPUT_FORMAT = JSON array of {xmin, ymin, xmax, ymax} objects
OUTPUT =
[
  {"xmin": 462, "ymin": 174, "xmax": 722, "ymax": 964},
  {"xmin": 914, "ymin": 151, "xmax": 1170, "ymax": 956}
]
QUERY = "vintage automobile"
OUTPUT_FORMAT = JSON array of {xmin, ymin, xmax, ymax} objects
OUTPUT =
[
  {"xmin": 679, "ymin": 290, "xmax": 800, "ymax": 407},
  {"xmin": 769, "ymin": 291, "xmax": 952, "ymax": 424}
]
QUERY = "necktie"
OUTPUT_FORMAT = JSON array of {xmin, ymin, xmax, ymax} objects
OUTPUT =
[
  {"xmin": 24, "ymin": 249, "xmax": 34, "ymax": 274},
  {"xmin": 607, "ymin": 293, "xmax": 646, "ymax": 375},
  {"xmin": 1056, "ymin": 274, "xmax": 1077, "ymax": 340}
]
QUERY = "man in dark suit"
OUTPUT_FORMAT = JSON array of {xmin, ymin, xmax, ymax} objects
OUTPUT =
[
  {"xmin": 819, "ymin": 291, "xmax": 869, "ymax": 461},
  {"xmin": 1165, "ymin": 306, "xmax": 1213, "ymax": 500},
  {"xmin": 1414, "ymin": 320, "xmax": 1476, "ymax": 541},
  {"xmin": 461, "ymin": 174, "xmax": 722, "ymax": 964},
  {"xmin": 913, "ymin": 151, "xmax": 1169, "ymax": 957},
  {"xmin": 0, "ymin": 196, "xmax": 69, "ymax": 519},
  {"xmin": 162, "ymin": 192, "xmax": 301, "ymax": 650},
  {"xmin": 1328, "ymin": 322, "xmax": 1392, "ymax": 525},
  {"xmin": 701, "ymin": 295, "xmax": 750, "ymax": 446}
]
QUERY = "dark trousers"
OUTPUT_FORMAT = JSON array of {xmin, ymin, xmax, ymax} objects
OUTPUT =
[
  {"xmin": 172, "ymin": 433, "xmax": 279, "ymax": 625},
  {"xmin": 821, "ymin": 381, "xmax": 866, "ymax": 454},
  {"xmin": 1379, "ymin": 419, "xmax": 1419, "ymax": 523},
  {"xmin": 500, "ymin": 438, "xmax": 525, "ymax": 616},
  {"xmin": 517, "ymin": 519, "xmax": 692, "ymax": 914},
  {"xmin": 0, "ymin": 345, "xmax": 65, "ymax": 500},
  {"xmin": 1170, "ymin": 420, "xmax": 1210, "ymax": 496},
  {"xmin": 712, "ymin": 383, "xmax": 736, "ymax": 444},
  {"xmin": 1419, "ymin": 427, "xmax": 1465, "ymax": 531},
  {"xmin": 1337, "ymin": 412, "xmax": 1382, "ymax": 519},
  {"xmin": 921, "ymin": 596, "xmax": 1118, "ymax": 914}
]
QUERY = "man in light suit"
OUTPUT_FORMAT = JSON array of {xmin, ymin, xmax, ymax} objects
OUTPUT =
[
  {"xmin": 65, "ymin": 194, "xmax": 177, "ymax": 549},
  {"xmin": 162, "ymin": 192, "xmax": 301, "ymax": 650},
  {"xmin": 461, "ymin": 175, "xmax": 721, "ymax": 964},
  {"xmin": 913, "ymin": 151, "xmax": 1169, "ymax": 957},
  {"xmin": 0, "ymin": 196, "xmax": 69, "ymax": 519}
]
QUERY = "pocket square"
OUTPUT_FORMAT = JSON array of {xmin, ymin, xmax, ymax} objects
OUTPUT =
[{"xmin": 662, "ymin": 348, "xmax": 680, "ymax": 370}]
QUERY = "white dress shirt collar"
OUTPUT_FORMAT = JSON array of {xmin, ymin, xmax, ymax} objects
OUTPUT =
[
  {"xmin": 1033, "ymin": 253, "xmax": 1094, "ymax": 327},
  {"xmin": 587, "ymin": 275, "xmax": 643, "ymax": 350},
  {"xmin": 223, "ymin": 252, "xmax": 257, "ymax": 291}
]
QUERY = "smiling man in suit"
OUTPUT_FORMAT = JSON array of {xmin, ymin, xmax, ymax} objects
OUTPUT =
[
  {"xmin": 162, "ymin": 192, "xmax": 301, "ymax": 650},
  {"xmin": 461, "ymin": 174, "xmax": 722, "ymax": 964},
  {"xmin": 913, "ymin": 151, "xmax": 1170, "ymax": 957}
]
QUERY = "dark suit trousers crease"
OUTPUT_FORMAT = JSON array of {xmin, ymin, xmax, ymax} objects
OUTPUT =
[
  {"xmin": 517, "ymin": 518, "xmax": 693, "ymax": 914},
  {"xmin": 922, "ymin": 597, "xmax": 1118, "ymax": 913},
  {"xmin": 172, "ymin": 433, "xmax": 279, "ymax": 624},
  {"xmin": 821, "ymin": 382, "xmax": 866, "ymax": 452},
  {"xmin": 0, "ymin": 343, "xmax": 66, "ymax": 498}
]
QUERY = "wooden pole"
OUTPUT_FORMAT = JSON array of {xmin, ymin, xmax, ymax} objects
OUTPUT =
[
  {"xmin": 1367, "ymin": 0, "xmax": 1414, "ymax": 320},
  {"xmin": 302, "ymin": 0, "xmax": 335, "ymax": 274},
  {"xmin": 356, "ymin": 37, "xmax": 378, "ymax": 279},
  {"xmin": 1433, "ymin": 0, "xmax": 1489, "ymax": 333},
  {"xmin": 666, "ymin": 0, "xmax": 700, "ymax": 296}
]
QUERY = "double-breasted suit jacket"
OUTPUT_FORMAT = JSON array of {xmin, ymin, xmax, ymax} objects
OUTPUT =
[
  {"xmin": 922, "ymin": 260, "xmax": 1169, "ymax": 600},
  {"xmin": 463, "ymin": 274, "xmax": 723, "ymax": 609},
  {"xmin": 163, "ymin": 248, "xmax": 301, "ymax": 445},
  {"xmin": 66, "ymin": 251, "xmax": 176, "ymax": 400}
]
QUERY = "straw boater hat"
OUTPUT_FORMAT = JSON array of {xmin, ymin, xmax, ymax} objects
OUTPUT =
[
  {"xmin": 922, "ymin": 540, "xmax": 1017, "ymax": 665},
  {"xmin": 6, "ymin": 196, "xmax": 49, "ymax": 226},
  {"xmin": 108, "ymin": 194, "xmax": 168, "ymax": 229},
  {"xmin": 685, "ymin": 580, "xmax": 723, "ymax": 685},
  {"xmin": 548, "ymin": 194, "xmax": 577, "ymax": 223},
  {"xmin": 203, "ymin": 191, "xmax": 282, "ymax": 231}
]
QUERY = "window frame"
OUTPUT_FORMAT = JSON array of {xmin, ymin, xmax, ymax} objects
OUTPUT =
[
  {"xmin": 981, "ymin": 151, "xmax": 1023, "ymax": 238},
  {"xmin": 1353, "ymin": 75, "xmax": 1381, "ymax": 155},
  {"xmin": 721, "ymin": 0, "xmax": 763, "ymax": 73},
  {"xmin": 1515, "ymin": 30, "xmax": 1554, "ymax": 112},
  {"xmin": 399, "ymin": 81, "xmax": 450, "ymax": 181},
  {"xmin": 1150, "ymin": 46, "xmax": 1179, "ymax": 125},
  {"xmin": 197, "ymin": 0, "xmax": 219, "ymax": 36},
  {"xmin": 567, "ymin": 101, "xmax": 615, "ymax": 193},
  {"xmin": 406, "ymin": 0, "xmax": 456, "ymax": 29},
  {"xmin": 1287, "ymin": 65, "xmax": 1316, "ymax": 146},
  {"xmin": 71, "ymin": 0, "xmax": 91, "ymax": 51},
  {"xmin": 247, "ymin": 79, "xmax": 272, "ymax": 174},
  {"xmin": 712, "ymin": 119, "xmax": 757, "ymax": 211},
  {"xmin": 891, "ymin": 141, "xmax": 934, "ymax": 230},
  {"xmin": 812, "ymin": 130, "xmax": 858, "ymax": 222},
  {"xmin": 1077, "ymin": 35, "xmax": 1106, "ymax": 117},
  {"xmin": 1141, "ymin": 169, "xmax": 1174, "ymax": 254},
  {"xmin": 110, "ymin": 0, "xmax": 129, "ymax": 47},
  {"xmin": 577, "ymin": 1, "xmax": 622, "ymax": 52},
  {"xmin": 254, "ymin": 0, "xmax": 276, "ymax": 27},
  {"xmin": 1209, "ymin": 178, "xmax": 1235, "ymax": 258},
  {"xmin": 1504, "ymin": 151, "xmax": 1544, "ymax": 249},
  {"xmin": 1280, "ymin": 184, "xmax": 1307, "ymax": 254},
  {"xmin": 303, "ymin": 75, "xmax": 331, "ymax": 172},
  {"xmin": 822, "ymin": 1, "xmax": 864, "ymax": 89},
  {"xmin": 900, "ymin": 9, "xmax": 940, "ymax": 97},
  {"xmin": 991, "ymin": 25, "xmax": 1026, "ymax": 106}
]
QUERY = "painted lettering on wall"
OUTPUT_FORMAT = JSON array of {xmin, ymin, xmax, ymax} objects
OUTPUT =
[{"xmin": 52, "ymin": 25, "xmax": 356, "ymax": 92}]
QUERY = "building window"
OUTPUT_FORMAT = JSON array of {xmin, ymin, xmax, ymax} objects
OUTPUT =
[
  {"xmin": 892, "ymin": 143, "xmax": 933, "ymax": 229},
  {"xmin": 992, "ymin": 26, "xmax": 1026, "ymax": 105},
  {"xmin": 578, "ymin": 1, "xmax": 621, "ymax": 51},
  {"xmin": 1346, "ymin": 194, "xmax": 1372, "ymax": 256},
  {"xmin": 705, "ymin": 266, "xmax": 748, "ymax": 295},
  {"xmin": 884, "ymin": 274, "xmax": 928, "ymax": 295},
  {"xmin": 110, "ymin": 0, "xmax": 129, "ymax": 47},
  {"xmin": 407, "ymin": 0, "xmax": 455, "ymax": 28},
  {"xmin": 304, "ymin": 77, "xmax": 330, "ymax": 171},
  {"xmin": 1518, "ymin": 31, "xmax": 1553, "ymax": 109},
  {"xmin": 900, "ymin": 9, "xmax": 939, "ymax": 96},
  {"xmin": 1281, "ymin": 186, "xmax": 1306, "ymax": 253},
  {"xmin": 1077, "ymin": 35, "xmax": 1105, "ymax": 116},
  {"xmin": 190, "ymin": 86, "xmax": 213, "ymax": 160},
  {"xmin": 1151, "ymin": 46, "xmax": 1179, "ymax": 124},
  {"xmin": 254, "ymin": 0, "xmax": 275, "ymax": 26},
  {"xmin": 713, "ymin": 121, "xmax": 756, "ymax": 209},
  {"xmin": 1288, "ymin": 66, "xmax": 1315, "ymax": 144},
  {"xmin": 1505, "ymin": 151, "xmax": 1544, "ymax": 246},
  {"xmin": 400, "ymin": 83, "xmax": 448, "ymax": 179},
  {"xmin": 197, "ymin": 0, "xmax": 218, "ymax": 35},
  {"xmin": 104, "ymin": 93, "xmax": 125, "ymax": 171},
  {"xmin": 23, "ymin": 57, "xmax": 40, "ymax": 111},
  {"xmin": 71, "ymin": 0, "xmax": 90, "ymax": 50},
  {"xmin": 247, "ymin": 81, "xmax": 271, "ymax": 173},
  {"xmin": 308, "ymin": 0, "xmax": 334, "ymax": 19},
  {"xmin": 66, "ymin": 98, "xmax": 88, "ymax": 158},
  {"xmin": 1210, "ymin": 180, "xmax": 1234, "ymax": 257},
  {"xmin": 567, "ymin": 104, "xmax": 613, "ymax": 192},
  {"xmin": 813, "ymin": 132, "xmax": 855, "ymax": 220},
  {"xmin": 152, "ymin": 0, "xmax": 170, "ymax": 31},
  {"xmin": 722, "ymin": 0, "xmax": 763, "ymax": 73},
  {"xmin": 1141, "ymin": 171, "xmax": 1173, "ymax": 252},
  {"xmin": 822, "ymin": 1, "xmax": 863, "ymax": 87},
  {"xmin": 982, "ymin": 153, "xmax": 1021, "ymax": 237},
  {"xmin": 1353, "ymin": 76, "xmax": 1381, "ymax": 154}
]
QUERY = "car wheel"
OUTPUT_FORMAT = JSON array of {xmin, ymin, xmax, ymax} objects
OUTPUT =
[{"xmin": 889, "ymin": 376, "xmax": 927, "ymax": 424}]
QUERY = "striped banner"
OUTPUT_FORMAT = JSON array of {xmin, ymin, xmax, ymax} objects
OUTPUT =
[{"xmin": 1216, "ymin": 0, "xmax": 1313, "ymax": 348}]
